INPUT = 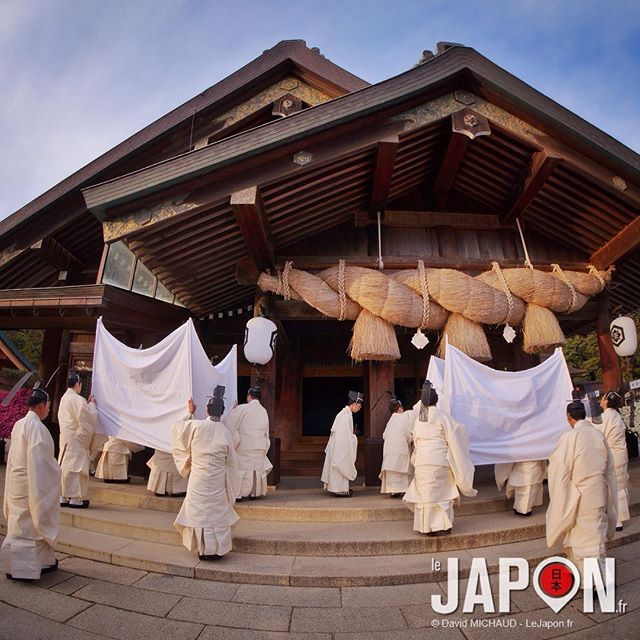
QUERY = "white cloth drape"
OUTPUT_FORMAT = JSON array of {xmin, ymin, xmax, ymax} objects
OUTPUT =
[
  {"xmin": 92, "ymin": 318, "xmax": 236, "ymax": 452},
  {"xmin": 440, "ymin": 345, "xmax": 573, "ymax": 465}
]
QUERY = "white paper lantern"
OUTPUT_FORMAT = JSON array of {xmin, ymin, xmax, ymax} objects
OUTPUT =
[
  {"xmin": 610, "ymin": 316, "xmax": 638, "ymax": 357},
  {"xmin": 244, "ymin": 317, "xmax": 278, "ymax": 365}
]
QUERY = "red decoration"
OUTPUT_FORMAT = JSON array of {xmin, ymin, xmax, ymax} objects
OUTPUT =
[{"xmin": 0, "ymin": 388, "xmax": 30, "ymax": 439}]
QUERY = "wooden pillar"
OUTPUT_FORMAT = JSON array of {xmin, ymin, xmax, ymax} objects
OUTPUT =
[
  {"xmin": 596, "ymin": 292, "xmax": 622, "ymax": 390},
  {"xmin": 38, "ymin": 328, "xmax": 66, "ymax": 455},
  {"xmin": 273, "ymin": 323, "xmax": 299, "ymax": 452},
  {"xmin": 365, "ymin": 361, "xmax": 395, "ymax": 438},
  {"xmin": 364, "ymin": 360, "xmax": 394, "ymax": 486}
]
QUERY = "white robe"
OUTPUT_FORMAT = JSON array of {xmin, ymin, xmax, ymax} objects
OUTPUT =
[
  {"xmin": 57, "ymin": 388, "xmax": 98, "ymax": 499},
  {"xmin": 546, "ymin": 420, "xmax": 617, "ymax": 583},
  {"xmin": 171, "ymin": 415, "xmax": 239, "ymax": 556},
  {"xmin": 2, "ymin": 411, "xmax": 61, "ymax": 579},
  {"xmin": 226, "ymin": 399, "xmax": 272, "ymax": 497},
  {"xmin": 495, "ymin": 460, "xmax": 546, "ymax": 514},
  {"xmin": 146, "ymin": 450, "xmax": 188, "ymax": 495},
  {"xmin": 597, "ymin": 408, "xmax": 629, "ymax": 525},
  {"xmin": 321, "ymin": 406, "xmax": 358, "ymax": 494},
  {"xmin": 379, "ymin": 412, "xmax": 413, "ymax": 493},
  {"xmin": 95, "ymin": 436, "xmax": 144, "ymax": 480},
  {"xmin": 403, "ymin": 406, "xmax": 477, "ymax": 533}
]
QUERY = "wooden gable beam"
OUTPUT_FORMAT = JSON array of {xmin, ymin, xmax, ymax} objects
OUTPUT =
[
  {"xmin": 590, "ymin": 216, "xmax": 640, "ymax": 269},
  {"xmin": 433, "ymin": 108, "xmax": 490, "ymax": 207},
  {"xmin": 369, "ymin": 136, "xmax": 399, "ymax": 213},
  {"xmin": 501, "ymin": 151, "xmax": 561, "ymax": 223},
  {"xmin": 30, "ymin": 237, "xmax": 85, "ymax": 274},
  {"xmin": 230, "ymin": 186, "xmax": 275, "ymax": 271}
]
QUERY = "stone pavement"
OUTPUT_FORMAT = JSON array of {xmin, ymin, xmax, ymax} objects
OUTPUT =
[{"xmin": 1, "ymin": 542, "xmax": 640, "ymax": 640}]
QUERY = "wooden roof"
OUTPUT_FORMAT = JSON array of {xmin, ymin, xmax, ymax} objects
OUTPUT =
[
  {"xmin": 1, "ymin": 42, "xmax": 639, "ymax": 328},
  {"xmin": 0, "ymin": 40, "xmax": 366, "ymax": 242}
]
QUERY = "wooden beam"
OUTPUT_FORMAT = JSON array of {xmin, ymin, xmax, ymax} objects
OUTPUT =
[
  {"xmin": 383, "ymin": 210, "xmax": 509, "ymax": 230},
  {"xmin": 100, "ymin": 119, "xmax": 406, "ymax": 242},
  {"xmin": 30, "ymin": 237, "xmax": 85, "ymax": 274},
  {"xmin": 238, "ymin": 255, "xmax": 591, "ymax": 284},
  {"xmin": 590, "ymin": 216, "xmax": 640, "ymax": 269},
  {"xmin": 433, "ymin": 109, "xmax": 491, "ymax": 208},
  {"xmin": 369, "ymin": 136, "xmax": 399, "ymax": 213},
  {"xmin": 502, "ymin": 151, "xmax": 561, "ymax": 223},
  {"xmin": 230, "ymin": 186, "xmax": 275, "ymax": 271},
  {"xmin": 433, "ymin": 131, "xmax": 470, "ymax": 205}
]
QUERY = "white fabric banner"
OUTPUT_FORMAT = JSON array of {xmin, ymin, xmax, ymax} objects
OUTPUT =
[
  {"xmin": 441, "ymin": 344, "xmax": 573, "ymax": 465},
  {"xmin": 425, "ymin": 355, "xmax": 445, "ymax": 394},
  {"xmin": 92, "ymin": 318, "xmax": 237, "ymax": 452}
]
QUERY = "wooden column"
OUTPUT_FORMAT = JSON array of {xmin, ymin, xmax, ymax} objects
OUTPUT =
[
  {"xmin": 365, "ymin": 361, "xmax": 395, "ymax": 438},
  {"xmin": 273, "ymin": 323, "xmax": 300, "ymax": 453},
  {"xmin": 596, "ymin": 293, "xmax": 621, "ymax": 391},
  {"xmin": 364, "ymin": 360, "xmax": 395, "ymax": 486},
  {"xmin": 38, "ymin": 328, "xmax": 66, "ymax": 455}
]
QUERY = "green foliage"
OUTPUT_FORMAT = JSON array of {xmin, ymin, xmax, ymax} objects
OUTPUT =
[{"xmin": 4, "ymin": 330, "xmax": 43, "ymax": 366}]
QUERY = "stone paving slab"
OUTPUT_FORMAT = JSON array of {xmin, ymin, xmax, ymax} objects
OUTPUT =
[
  {"xmin": 562, "ymin": 606, "xmax": 640, "ymax": 638},
  {"xmin": 233, "ymin": 583, "xmax": 341, "ymax": 607},
  {"xmin": 58, "ymin": 556, "xmax": 148, "ymax": 585},
  {"xmin": 167, "ymin": 596, "xmax": 293, "ymax": 632},
  {"xmin": 0, "ymin": 601, "xmax": 107, "ymax": 640},
  {"xmin": 198, "ymin": 629, "xmax": 331, "ymax": 640},
  {"xmin": 289, "ymin": 605, "xmax": 408, "ymax": 633},
  {"xmin": 67, "ymin": 603, "xmax": 204, "ymax": 640},
  {"xmin": 341, "ymin": 582, "xmax": 444, "ymax": 607},
  {"xmin": 333, "ymin": 629, "xmax": 466, "ymax": 640},
  {"xmin": 50, "ymin": 575, "xmax": 96, "ymax": 595},
  {"xmin": 72, "ymin": 579, "xmax": 183, "ymax": 616},
  {"xmin": 133, "ymin": 572, "xmax": 239, "ymax": 600},
  {"xmin": 0, "ymin": 576, "xmax": 92, "ymax": 622}
]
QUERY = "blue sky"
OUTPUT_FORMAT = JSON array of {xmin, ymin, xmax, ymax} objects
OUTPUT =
[{"xmin": 1, "ymin": 0, "xmax": 639, "ymax": 219}]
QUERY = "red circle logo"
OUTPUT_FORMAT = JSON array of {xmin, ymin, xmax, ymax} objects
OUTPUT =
[{"xmin": 538, "ymin": 561, "xmax": 576, "ymax": 598}]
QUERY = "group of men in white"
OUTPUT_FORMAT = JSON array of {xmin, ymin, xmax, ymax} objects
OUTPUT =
[
  {"xmin": 1, "ymin": 369, "xmax": 630, "ymax": 590},
  {"xmin": 323, "ymin": 381, "xmax": 629, "ymax": 587},
  {"xmin": 2, "ymin": 374, "xmax": 271, "ymax": 579}
]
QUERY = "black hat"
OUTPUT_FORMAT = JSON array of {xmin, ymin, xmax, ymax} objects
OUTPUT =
[
  {"xmin": 388, "ymin": 397, "xmax": 402, "ymax": 414},
  {"xmin": 67, "ymin": 371, "xmax": 81, "ymax": 388},
  {"xmin": 28, "ymin": 386, "xmax": 50, "ymax": 406},
  {"xmin": 348, "ymin": 390, "xmax": 364, "ymax": 405},
  {"xmin": 248, "ymin": 385, "xmax": 262, "ymax": 399},
  {"xmin": 207, "ymin": 385, "xmax": 226, "ymax": 420}
]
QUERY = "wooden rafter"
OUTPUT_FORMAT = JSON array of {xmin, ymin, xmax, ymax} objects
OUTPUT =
[
  {"xmin": 369, "ymin": 136, "xmax": 399, "ymax": 213},
  {"xmin": 501, "ymin": 151, "xmax": 561, "ymax": 223},
  {"xmin": 433, "ymin": 132, "xmax": 470, "ymax": 206},
  {"xmin": 30, "ymin": 237, "xmax": 84, "ymax": 274},
  {"xmin": 590, "ymin": 216, "xmax": 640, "ymax": 269},
  {"xmin": 230, "ymin": 186, "xmax": 275, "ymax": 271}
]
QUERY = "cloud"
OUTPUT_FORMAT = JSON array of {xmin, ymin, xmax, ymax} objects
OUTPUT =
[{"xmin": 1, "ymin": 0, "xmax": 638, "ymax": 219}]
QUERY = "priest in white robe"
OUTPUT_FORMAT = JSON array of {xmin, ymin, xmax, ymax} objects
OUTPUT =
[
  {"xmin": 95, "ymin": 436, "xmax": 144, "ymax": 483},
  {"xmin": 58, "ymin": 372, "xmax": 98, "ymax": 508},
  {"xmin": 494, "ymin": 460, "xmax": 546, "ymax": 516},
  {"xmin": 380, "ymin": 398, "xmax": 413, "ymax": 497},
  {"xmin": 546, "ymin": 401, "xmax": 617, "ymax": 586},
  {"xmin": 321, "ymin": 390, "xmax": 362, "ymax": 497},
  {"xmin": 598, "ymin": 391, "xmax": 629, "ymax": 531},
  {"xmin": 404, "ymin": 382, "xmax": 477, "ymax": 535},
  {"xmin": 2, "ymin": 388, "xmax": 61, "ymax": 581},
  {"xmin": 226, "ymin": 386, "xmax": 272, "ymax": 500},
  {"xmin": 171, "ymin": 387, "xmax": 238, "ymax": 560},
  {"xmin": 147, "ymin": 449, "xmax": 188, "ymax": 496}
]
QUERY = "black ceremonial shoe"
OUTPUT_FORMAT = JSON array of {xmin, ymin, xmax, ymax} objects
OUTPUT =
[
  {"xmin": 198, "ymin": 554, "xmax": 223, "ymax": 561},
  {"xmin": 41, "ymin": 560, "xmax": 59, "ymax": 574},
  {"xmin": 6, "ymin": 574, "xmax": 36, "ymax": 582},
  {"xmin": 513, "ymin": 508, "xmax": 533, "ymax": 517},
  {"xmin": 68, "ymin": 500, "xmax": 90, "ymax": 509}
]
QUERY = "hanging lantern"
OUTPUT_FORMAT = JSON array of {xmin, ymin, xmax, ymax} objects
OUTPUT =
[
  {"xmin": 610, "ymin": 317, "xmax": 638, "ymax": 357},
  {"xmin": 244, "ymin": 317, "xmax": 277, "ymax": 365}
]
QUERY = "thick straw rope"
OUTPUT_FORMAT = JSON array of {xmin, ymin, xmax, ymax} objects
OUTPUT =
[
  {"xmin": 417, "ymin": 260, "xmax": 431, "ymax": 330},
  {"xmin": 258, "ymin": 263, "xmax": 612, "ymax": 359}
]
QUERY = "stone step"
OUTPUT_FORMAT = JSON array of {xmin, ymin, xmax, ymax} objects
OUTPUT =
[
  {"xmin": 50, "ymin": 498, "xmax": 640, "ymax": 557},
  {"xmin": 2, "ymin": 517, "xmax": 639, "ymax": 587},
  {"xmin": 87, "ymin": 476, "xmax": 522, "ymax": 521}
]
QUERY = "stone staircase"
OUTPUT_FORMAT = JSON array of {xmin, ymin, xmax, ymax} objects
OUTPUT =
[
  {"xmin": 280, "ymin": 440, "xmax": 365, "ymax": 476},
  {"xmin": 2, "ymin": 462, "xmax": 639, "ymax": 587}
]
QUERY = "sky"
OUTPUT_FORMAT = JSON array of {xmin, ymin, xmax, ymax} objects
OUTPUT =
[{"xmin": 1, "ymin": 0, "xmax": 639, "ymax": 220}]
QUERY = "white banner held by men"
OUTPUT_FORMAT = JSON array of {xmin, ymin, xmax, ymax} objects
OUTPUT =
[
  {"xmin": 441, "ymin": 344, "xmax": 573, "ymax": 465},
  {"xmin": 92, "ymin": 317, "xmax": 236, "ymax": 452}
]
